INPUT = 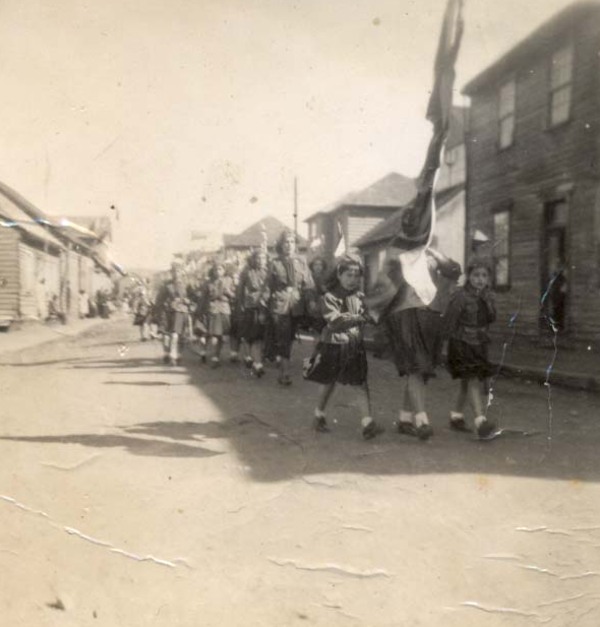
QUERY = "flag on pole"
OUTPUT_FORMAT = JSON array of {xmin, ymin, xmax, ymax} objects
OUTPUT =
[
  {"xmin": 334, "ymin": 219, "xmax": 346, "ymax": 258},
  {"xmin": 390, "ymin": 0, "xmax": 464, "ymax": 249}
]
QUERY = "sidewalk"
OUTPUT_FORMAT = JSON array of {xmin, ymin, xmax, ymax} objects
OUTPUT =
[
  {"xmin": 364, "ymin": 326, "xmax": 600, "ymax": 393},
  {"xmin": 0, "ymin": 315, "xmax": 122, "ymax": 357},
  {"xmin": 488, "ymin": 339, "xmax": 600, "ymax": 393}
]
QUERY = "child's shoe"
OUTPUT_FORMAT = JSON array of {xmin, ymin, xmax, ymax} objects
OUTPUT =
[
  {"xmin": 449, "ymin": 411, "xmax": 471, "ymax": 433},
  {"xmin": 361, "ymin": 417, "xmax": 384, "ymax": 440},
  {"xmin": 415, "ymin": 412, "xmax": 434, "ymax": 441},
  {"xmin": 475, "ymin": 416, "xmax": 496, "ymax": 439},
  {"xmin": 230, "ymin": 352, "xmax": 239, "ymax": 364},
  {"xmin": 251, "ymin": 362, "xmax": 265, "ymax": 378},
  {"xmin": 397, "ymin": 410, "xmax": 417, "ymax": 437},
  {"xmin": 244, "ymin": 356, "xmax": 254, "ymax": 369},
  {"xmin": 313, "ymin": 410, "xmax": 330, "ymax": 433},
  {"xmin": 210, "ymin": 357, "xmax": 220, "ymax": 369},
  {"xmin": 278, "ymin": 375, "xmax": 292, "ymax": 386}
]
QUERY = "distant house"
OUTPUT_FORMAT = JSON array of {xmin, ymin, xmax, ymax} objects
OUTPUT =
[
  {"xmin": 223, "ymin": 215, "xmax": 307, "ymax": 255},
  {"xmin": 0, "ymin": 190, "xmax": 64, "ymax": 325},
  {"xmin": 355, "ymin": 110, "xmax": 468, "ymax": 289},
  {"xmin": 0, "ymin": 181, "xmax": 114, "ymax": 325},
  {"xmin": 462, "ymin": 1, "xmax": 600, "ymax": 344},
  {"xmin": 304, "ymin": 172, "xmax": 417, "ymax": 266}
]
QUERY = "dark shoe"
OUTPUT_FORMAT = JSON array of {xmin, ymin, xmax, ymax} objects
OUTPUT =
[
  {"xmin": 252, "ymin": 364, "xmax": 265, "ymax": 378},
  {"xmin": 278, "ymin": 375, "xmax": 292, "ymax": 386},
  {"xmin": 313, "ymin": 416, "xmax": 330, "ymax": 433},
  {"xmin": 397, "ymin": 421, "xmax": 418, "ymax": 437},
  {"xmin": 200, "ymin": 354, "xmax": 207, "ymax": 364},
  {"xmin": 416, "ymin": 423, "xmax": 434, "ymax": 441},
  {"xmin": 450, "ymin": 418, "xmax": 472, "ymax": 433},
  {"xmin": 362, "ymin": 420, "xmax": 384, "ymax": 440},
  {"xmin": 162, "ymin": 355, "xmax": 169, "ymax": 365},
  {"xmin": 477, "ymin": 419, "xmax": 497, "ymax": 439},
  {"xmin": 230, "ymin": 354, "xmax": 239, "ymax": 364},
  {"xmin": 244, "ymin": 357, "xmax": 254, "ymax": 369}
]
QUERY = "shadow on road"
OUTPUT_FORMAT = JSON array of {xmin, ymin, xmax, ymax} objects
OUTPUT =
[{"xmin": 3, "ymin": 322, "xmax": 600, "ymax": 483}]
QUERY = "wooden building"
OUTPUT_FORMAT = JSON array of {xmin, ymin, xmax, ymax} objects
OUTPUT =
[
  {"xmin": 0, "ymin": 181, "xmax": 114, "ymax": 326},
  {"xmin": 0, "ymin": 192, "xmax": 64, "ymax": 326},
  {"xmin": 463, "ymin": 1, "xmax": 600, "ymax": 345},
  {"xmin": 305, "ymin": 172, "xmax": 417, "ymax": 266}
]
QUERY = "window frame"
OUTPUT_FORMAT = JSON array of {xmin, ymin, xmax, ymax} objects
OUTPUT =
[
  {"xmin": 492, "ymin": 205, "xmax": 512, "ymax": 292},
  {"xmin": 548, "ymin": 43, "xmax": 574, "ymax": 128},
  {"xmin": 498, "ymin": 77, "xmax": 516, "ymax": 150}
]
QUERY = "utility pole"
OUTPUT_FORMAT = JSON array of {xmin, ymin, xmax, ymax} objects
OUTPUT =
[{"xmin": 293, "ymin": 177, "xmax": 298, "ymax": 238}]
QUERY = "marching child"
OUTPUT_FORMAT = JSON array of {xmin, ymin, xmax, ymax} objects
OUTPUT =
[
  {"xmin": 443, "ymin": 257, "xmax": 497, "ymax": 438},
  {"xmin": 202, "ymin": 262, "xmax": 236, "ymax": 368},
  {"xmin": 303, "ymin": 253, "xmax": 382, "ymax": 440}
]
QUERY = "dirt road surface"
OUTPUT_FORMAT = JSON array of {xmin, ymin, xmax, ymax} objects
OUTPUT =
[{"xmin": 2, "ymin": 319, "xmax": 600, "ymax": 626}]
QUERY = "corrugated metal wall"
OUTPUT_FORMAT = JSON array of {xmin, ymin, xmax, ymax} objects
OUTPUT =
[{"xmin": 0, "ymin": 228, "xmax": 19, "ymax": 323}]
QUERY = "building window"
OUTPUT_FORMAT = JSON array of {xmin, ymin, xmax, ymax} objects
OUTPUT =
[
  {"xmin": 549, "ymin": 44, "xmax": 573, "ymax": 127},
  {"xmin": 498, "ymin": 79, "xmax": 516, "ymax": 149},
  {"xmin": 493, "ymin": 209, "xmax": 511, "ymax": 288}
]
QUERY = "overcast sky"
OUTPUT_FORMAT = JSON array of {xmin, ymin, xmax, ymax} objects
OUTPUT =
[{"xmin": 0, "ymin": 0, "xmax": 582, "ymax": 269}]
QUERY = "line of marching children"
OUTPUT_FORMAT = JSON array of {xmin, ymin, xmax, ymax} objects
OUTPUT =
[{"xmin": 143, "ymin": 228, "xmax": 499, "ymax": 442}]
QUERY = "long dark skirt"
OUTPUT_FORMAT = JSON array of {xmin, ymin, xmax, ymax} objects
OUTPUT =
[
  {"xmin": 166, "ymin": 311, "xmax": 189, "ymax": 336},
  {"xmin": 207, "ymin": 313, "xmax": 231, "ymax": 337},
  {"xmin": 303, "ymin": 341, "xmax": 367, "ymax": 386},
  {"xmin": 264, "ymin": 313, "xmax": 296, "ymax": 360},
  {"xmin": 239, "ymin": 309, "xmax": 265, "ymax": 343},
  {"xmin": 447, "ymin": 338, "xmax": 494, "ymax": 380},
  {"xmin": 384, "ymin": 308, "xmax": 442, "ymax": 380}
]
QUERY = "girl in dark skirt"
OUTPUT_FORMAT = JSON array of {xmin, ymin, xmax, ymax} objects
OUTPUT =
[
  {"xmin": 303, "ymin": 254, "xmax": 382, "ymax": 440},
  {"xmin": 201, "ymin": 262, "xmax": 235, "ymax": 368},
  {"xmin": 381, "ymin": 247, "xmax": 461, "ymax": 440},
  {"xmin": 263, "ymin": 229, "xmax": 315, "ymax": 386},
  {"xmin": 237, "ymin": 250, "xmax": 268, "ymax": 377},
  {"xmin": 443, "ymin": 258, "xmax": 497, "ymax": 438}
]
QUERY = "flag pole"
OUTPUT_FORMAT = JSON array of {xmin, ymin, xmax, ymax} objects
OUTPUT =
[{"xmin": 293, "ymin": 176, "xmax": 298, "ymax": 239}]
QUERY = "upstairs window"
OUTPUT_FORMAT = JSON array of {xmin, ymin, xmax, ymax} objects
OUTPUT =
[
  {"xmin": 493, "ymin": 209, "xmax": 511, "ymax": 289},
  {"xmin": 498, "ymin": 79, "xmax": 516, "ymax": 149},
  {"xmin": 550, "ymin": 44, "xmax": 573, "ymax": 126}
]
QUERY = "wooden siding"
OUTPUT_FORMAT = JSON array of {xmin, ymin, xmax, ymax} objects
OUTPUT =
[
  {"xmin": 466, "ymin": 14, "xmax": 600, "ymax": 343},
  {"xmin": 0, "ymin": 228, "xmax": 19, "ymax": 323},
  {"xmin": 348, "ymin": 216, "xmax": 387, "ymax": 247}
]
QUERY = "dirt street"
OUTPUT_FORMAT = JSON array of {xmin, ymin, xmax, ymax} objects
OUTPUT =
[{"xmin": 2, "ymin": 319, "xmax": 600, "ymax": 626}]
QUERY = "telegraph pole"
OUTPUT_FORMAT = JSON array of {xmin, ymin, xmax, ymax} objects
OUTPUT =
[{"xmin": 293, "ymin": 177, "xmax": 298, "ymax": 238}]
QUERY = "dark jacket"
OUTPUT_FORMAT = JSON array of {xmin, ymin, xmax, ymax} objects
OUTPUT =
[{"xmin": 443, "ymin": 285, "xmax": 496, "ymax": 345}]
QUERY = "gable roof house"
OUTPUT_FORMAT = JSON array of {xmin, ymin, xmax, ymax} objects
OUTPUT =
[
  {"xmin": 463, "ymin": 1, "xmax": 600, "ymax": 345},
  {"xmin": 304, "ymin": 172, "xmax": 417, "ymax": 266},
  {"xmin": 355, "ymin": 107, "xmax": 469, "ymax": 289}
]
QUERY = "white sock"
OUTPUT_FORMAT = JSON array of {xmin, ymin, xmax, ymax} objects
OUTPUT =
[
  {"xmin": 315, "ymin": 408, "xmax": 326, "ymax": 418},
  {"xmin": 254, "ymin": 362, "xmax": 263, "ymax": 369},
  {"xmin": 450, "ymin": 411, "xmax": 464, "ymax": 421},
  {"xmin": 399, "ymin": 410, "xmax": 413, "ymax": 424},
  {"xmin": 414, "ymin": 412, "xmax": 429, "ymax": 428},
  {"xmin": 474, "ymin": 415, "xmax": 486, "ymax": 428},
  {"xmin": 361, "ymin": 416, "xmax": 374, "ymax": 428}
]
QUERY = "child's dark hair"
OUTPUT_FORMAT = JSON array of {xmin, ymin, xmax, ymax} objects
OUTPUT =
[
  {"xmin": 466, "ymin": 257, "xmax": 492, "ymax": 277},
  {"xmin": 326, "ymin": 253, "xmax": 364, "ymax": 290},
  {"xmin": 208, "ymin": 262, "xmax": 224, "ymax": 281}
]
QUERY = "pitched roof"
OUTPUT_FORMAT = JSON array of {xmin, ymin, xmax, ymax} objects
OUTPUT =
[
  {"xmin": 304, "ymin": 172, "xmax": 417, "ymax": 222},
  {"xmin": 463, "ymin": 2, "xmax": 600, "ymax": 95},
  {"xmin": 223, "ymin": 215, "xmax": 307, "ymax": 249},
  {"xmin": 60, "ymin": 215, "xmax": 112, "ymax": 241},
  {"xmin": 0, "ymin": 185, "xmax": 64, "ymax": 250},
  {"xmin": 355, "ymin": 186, "xmax": 464, "ymax": 249}
]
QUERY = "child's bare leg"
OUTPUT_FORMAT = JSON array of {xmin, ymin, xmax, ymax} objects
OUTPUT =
[
  {"xmin": 407, "ymin": 373, "xmax": 433, "ymax": 440},
  {"xmin": 469, "ymin": 377, "xmax": 496, "ymax": 437},
  {"xmin": 357, "ymin": 381, "xmax": 372, "ymax": 418},
  {"xmin": 453, "ymin": 379, "xmax": 469, "ymax": 414},
  {"xmin": 317, "ymin": 382, "xmax": 336, "ymax": 412},
  {"xmin": 314, "ymin": 382, "xmax": 335, "ymax": 432},
  {"xmin": 467, "ymin": 377, "xmax": 483, "ymax": 416}
]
